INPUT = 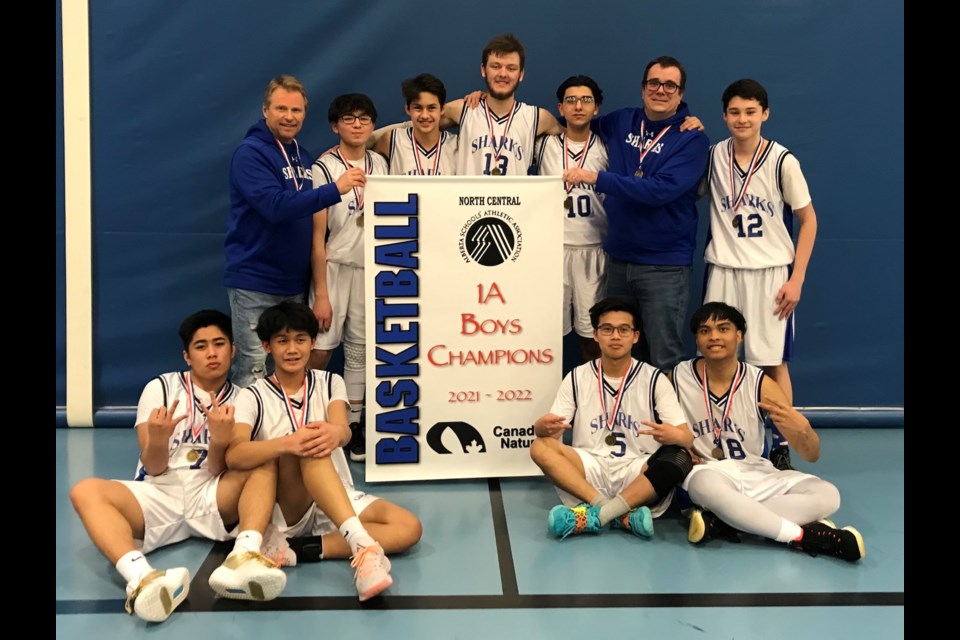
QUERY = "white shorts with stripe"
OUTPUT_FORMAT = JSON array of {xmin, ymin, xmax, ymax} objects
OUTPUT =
[
  {"xmin": 273, "ymin": 489, "xmax": 380, "ymax": 537},
  {"xmin": 564, "ymin": 245, "xmax": 607, "ymax": 337},
  {"xmin": 681, "ymin": 458, "xmax": 818, "ymax": 502},
  {"xmin": 310, "ymin": 261, "xmax": 365, "ymax": 350},
  {"xmin": 556, "ymin": 448, "xmax": 673, "ymax": 518},
  {"xmin": 704, "ymin": 264, "xmax": 793, "ymax": 365},
  {"xmin": 117, "ymin": 469, "xmax": 235, "ymax": 554}
]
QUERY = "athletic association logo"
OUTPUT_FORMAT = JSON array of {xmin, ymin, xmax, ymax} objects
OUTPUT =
[
  {"xmin": 458, "ymin": 211, "xmax": 523, "ymax": 266},
  {"xmin": 426, "ymin": 421, "xmax": 487, "ymax": 455}
]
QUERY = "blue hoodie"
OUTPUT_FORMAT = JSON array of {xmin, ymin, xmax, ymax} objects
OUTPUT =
[
  {"xmin": 592, "ymin": 103, "xmax": 709, "ymax": 266},
  {"xmin": 223, "ymin": 119, "xmax": 342, "ymax": 296}
]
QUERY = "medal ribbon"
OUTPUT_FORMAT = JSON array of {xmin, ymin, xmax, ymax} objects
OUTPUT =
[
  {"xmin": 275, "ymin": 138, "xmax": 303, "ymax": 191},
  {"xmin": 178, "ymin": 372, "xmax": 230, "ymax": 442},
  {"xmin": 636, "ymin": 120, "xmax": 671, "ymax": 174},
  {"xmin": 701, "ymin": 361, "xmax": 745, "ymax": 455},
  {"xmin": 333, "ymin": 149, "xmax": 372, "ymax": 212},
  {"xmin": 272, "ymin": 374, "xmax": 309, "ymax": 433},
  {"xmin": 484, "ymin": 98, "xmax": 516, "ymax": 173},
  {"xmin": 562, "ymin": 132, "xmax": 592, "ymax": 194},
  {"xmin": 727, "ymin": 137, "xmax": 764, "ymax": 211},
  {"xmin": 597, "ymin": 360, "xmax": 629, "ymax": 433},
  {"xmin": 412, "ymin": 130, "xmax": 443, "ymax": 176}
]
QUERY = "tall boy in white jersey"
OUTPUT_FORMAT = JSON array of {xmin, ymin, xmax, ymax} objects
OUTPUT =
[
  {"xmin": 530, "ymin": 296, "xmax": 694, "ymax": 539},
  {"xmin": 672, "ymin": 302, "xmax": 864, "ymax": 562},
  {"xmin": 69, "ymin": 310, "xmax": 286, "ymax": 623},
  {"xmin": 373, "ymin": 73, "xmax": 458, "ymax": 175},
  {"xmin": 701, "ymin": 79, "xmax": 819, "ymax": 472},
  {"xmin": 533, "ymin": 75, "xmax": 609, "ymax": 363},
  {"xmin": 309, "ymin": 94, "xmax": 389, "ymax": 463},
  {"xmin": 438, "ymin": 33, "xmax": 567, "ymax": 176},
  {"xmin": 225, "ymin": 301, "xmax": 422, "ymax": 601}
]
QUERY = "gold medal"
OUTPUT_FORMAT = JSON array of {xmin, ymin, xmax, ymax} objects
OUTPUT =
[
  {"xmin": 564, "ymin": 196, "xmax": 573, "ymax": 212},
  {"xmin": 491, "ymin": 167, "xmax": 502, "ymax": 176},
  {"xmin": 711, "ymin": 447, "xmax": 723, "ymax": 460},
  {"xmin": 356, "ymin": 213, "xmax": 364, "ymax": 227},
  {"xmin": 187, "ymin": 449, "xmax": 200, "ymax": 462},
  {"xmin": 635, "ymin": 168, "xmax": 643, "ymax": 177},
  {"xmin": 605, "ymin": 433, "xmax": 617, "ymax": 446}
]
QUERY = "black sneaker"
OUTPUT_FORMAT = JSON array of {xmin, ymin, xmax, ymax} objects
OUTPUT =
[
  {"xmin": 688, "ymin": 509, "xmax": 742, "ymax": 544},
  {"xmin": 348, "ymin": 422, "xmax": 366, "ymax": 462},
  {"xmin": 790, "ymin": 521, "xmax": 865, "ymax": 562},
  {"xmin": 770, "ymin": 445, "xmax": 795, "ymax": 471}
]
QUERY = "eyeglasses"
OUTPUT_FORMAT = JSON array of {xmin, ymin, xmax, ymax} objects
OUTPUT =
[
  {"xmin": 562, "ymin": 95, "xmax": 596, "ymax": 104},
  {"xmin": 340, "ymin": 113, "xmax": 373, "ymax": 125},
  {"xmin": 597, "ymin": 324, "xmax": 636, "ymax": 337},
  {"xmin": 643, "ymin": 79, "xmax": 681, "ymax": 94}
]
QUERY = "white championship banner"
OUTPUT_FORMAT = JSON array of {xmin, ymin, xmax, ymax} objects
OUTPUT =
[{"xmin": 363, "ymin": 175, "xmax": 564, "ymax": 481}]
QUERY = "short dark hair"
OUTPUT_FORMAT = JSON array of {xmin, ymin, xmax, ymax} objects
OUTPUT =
[
  {"xmin": 721, "ymin": 78, "xmax": 769, "ymax": 111},
  {"xmin": 482, "ymin": 33, "xmax": 525, "ymax": 69},
  {"xmin": 255, "ymin": 301, "xmax": 319, "ymax": 342},
  {"xmin": 178, "ymin": 309, "xmax": 232, "ymax": 350},
  {"xmin": 401, "ymin": 73, "xmax": 447, "ymax": 107},
  {"xmin": 589, "ymin": 296, "xmax": 642, "ymax": 331},
  {"xmin": 556, "ymin": 75, "xmax": 604, "ymax": 105},
  {"xmin": 328, "ymin": 93, "xmax": 378, "ymax": 124},
  {"xmin": 643, "ymin": 55, "xmax": 687, "ymax": 90},
  {"xmin": 689, "ymin": 302, "xmax": 747, "ymax": 335}
]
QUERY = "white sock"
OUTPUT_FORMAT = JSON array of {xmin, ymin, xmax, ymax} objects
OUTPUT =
[
  {"xmin": 598, "ymin": 494, "xmax": 631, "ymax": 527},
  {"xmin": 232, "ymin": 530, "xmax": 263, "ymax": 554},
  {"xmin": 116, "ymin": 550, "xmax": 153, "ymax": 586},
  {"xmin": 349, "ymin": 404, "xmax": 363, "ymax": 426},
  {"xmin": 339, "ymin": 516, "xmax": 377, "ymax": 554},
  {"xmin": 777, "ymin": 520, "xmax": 803, "ymax": 543}
]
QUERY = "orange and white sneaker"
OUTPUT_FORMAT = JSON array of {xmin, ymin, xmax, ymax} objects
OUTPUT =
[
  {"xmin": 124, "ymin": 567, "xmax": 190, "ymax": 622},
  {"xmin": 350, "ymin": 544, "xmax": 392, "ymax": 601}
]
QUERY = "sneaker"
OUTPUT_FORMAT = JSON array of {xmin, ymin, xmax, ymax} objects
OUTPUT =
[
  {"xmin": 688, "ymin": 509, "xmax": 742, "ymax": 544},
  {"xmin": 349, "ymin": 422, "xmax": 366, "ymax": 463},
  {"xmin": 261, "ymin": 522, "xmax": 297, "ymax": 567},
  {"xmin": 770, "ymin": 445, "xmax": 795, "ymax": 471},
  {"xmin": 610, "ymin": 506, "xmax": 654, "ymax": 538},
  {"xmin": 790, "ymin": 521, "xmax": 866, "ymax": 562},
  {"xmin": 547, "ymin": 503, "xmax": 602, "ymax": 539},
  {"xmin": 818, "ymin": 518, "xmax": 837, "ymax": 529},
  {"xmin": 124, "ymin": 567, "xmax": 190, "ymax": 622},
  {"xmin": 208, "ymin": 550, "xmax": 287, "ymax": 601},
  {"xmin": 350, "ymin": 544, "xmax": 392, "ymax": 602}
]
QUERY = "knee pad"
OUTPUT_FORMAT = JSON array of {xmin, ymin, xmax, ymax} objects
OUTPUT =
[
  {"xmin": 644, "ymin": 444, "xmax": 693, "ymax": 498},
  {"xmin": 343, "ymin": 341, "xmax": 365, "ymax": 373}
]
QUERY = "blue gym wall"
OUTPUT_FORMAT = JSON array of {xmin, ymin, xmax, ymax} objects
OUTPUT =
[{"xmin": 55, "ymin": 0, "xmax": 904, "ymax": 419}]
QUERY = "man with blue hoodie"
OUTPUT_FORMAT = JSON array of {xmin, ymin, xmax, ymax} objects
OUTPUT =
[
  {"xmin": 224, "ymin": 75, "xmax": 366, "ymax": 388},
  {"xmin": 563, "ymin": 56, "xmax": 710, "ymax": 373}
]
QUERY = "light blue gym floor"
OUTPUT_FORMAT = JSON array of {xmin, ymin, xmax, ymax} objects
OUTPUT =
[{"xmin": 55, "ymin": 428, "xmax": 904, "ymax": 639}]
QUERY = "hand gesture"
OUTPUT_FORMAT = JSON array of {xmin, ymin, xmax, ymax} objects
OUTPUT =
[
  {"xmin": 145, "ymin": 399, "xmax": 188, "ymax": 444},
  {"xmin": 535, "ymin": 413, "xmax": 571, "ymax": 438},
  {"xmin": 335, "ymin": 167, "xmax": 366, "ymax": 194},
  {"xmin": 562, "ymin": 167, "xmax": 597, "ymax": 186},
  {"xmin": 773, "ymin": 279, "xmax": 802, "ymax": 320},
  {"xmin": 638, "ymin": 419, "xmax": 684, "ymax": 447},
  {"xmin": 199, "ymin": 394, "xmax": 234, "ymax": 446},
  {"xmin": 757, "ymin": 396, "xmax": 808, "ymax": 435},
  {"xmin": 463, "ymin": 90, "xmax": 487, "ymax": 109}
]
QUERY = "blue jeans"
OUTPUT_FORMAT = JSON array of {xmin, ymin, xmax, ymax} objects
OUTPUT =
[
  {"xmin": 227, "ymin": 288, "xmax": 304, "ymax": 388},
  {"xmin": 605, "ymin": 260, "xmax": 691, "ymax": 371}
]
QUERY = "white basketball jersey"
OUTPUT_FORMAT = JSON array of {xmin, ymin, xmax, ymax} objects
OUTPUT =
[
  {"xmin": 672, "ymin": 358, "xmax": 768, "ymax": 463},
  {"xmin": 133, "ymin": 372, "xmax": 240, "ymax": 479},
  {"xmin": 313, "ymin": 149, "xmax": 389, "ymax": 267},
  {"xmin": 235, "ymin": 370, "xmax": 355, "ymax": 488},
  {"xmin": 703, "ymin": 139, "xmax": 812, "ymax": 269},
  {"xmin": 455, "ymin": 98, "xmax": 538, "ymax": 176},
  {"xmin": 549, "ymin": 358, "xmax": 687, "ymax": 460},
  {"xmin": 388, "ymin": 128, "xmax": 458, "ymax": 175},
  {"xmin": 534, "ymin": 133, "xmax": 609, "ymax": 245}
]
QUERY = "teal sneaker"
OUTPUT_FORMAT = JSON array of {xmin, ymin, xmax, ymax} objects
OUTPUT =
[
  {"xmin": 548, "ymin": 503, "xmax": 602, "ymax": 539},
  {"xmin": 610, "ymin": 506, "xmax": 654, "ymax": 538}
]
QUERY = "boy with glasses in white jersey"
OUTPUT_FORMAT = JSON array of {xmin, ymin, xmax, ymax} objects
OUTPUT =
[
  {"xmin": 530, "ymin": 297, "xmax": 695, "ymax": 540},
  {"xmin": 309, "ymin": 94, "xmax": 389, "ymax": 463}
]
